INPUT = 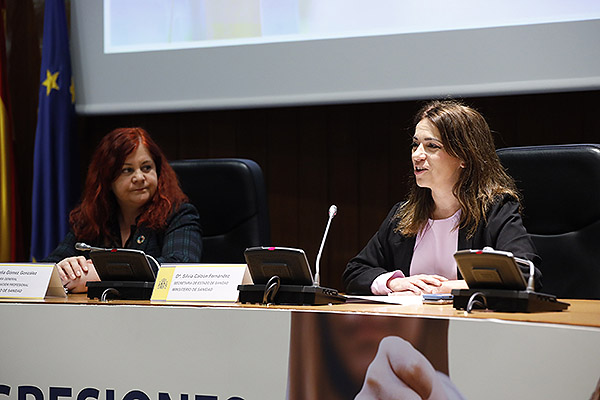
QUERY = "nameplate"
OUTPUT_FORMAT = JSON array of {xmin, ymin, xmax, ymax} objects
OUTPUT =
[
  {"xmin": 0, "ymin": 263, "xmax": 66, "ymax": 299},
  {"xmin": 151, "ymin": 264, "xmax": 251, "ymax": 302}
]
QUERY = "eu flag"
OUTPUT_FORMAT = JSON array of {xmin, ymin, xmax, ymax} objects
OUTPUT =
[{"xmin": 31, "ymin": 0, "xmax": 79, "ymax": 261}]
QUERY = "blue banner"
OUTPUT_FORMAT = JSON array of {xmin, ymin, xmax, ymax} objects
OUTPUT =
[{"xmin": 30, "ymin": 0, "xmax": 79, "ymax": 261}]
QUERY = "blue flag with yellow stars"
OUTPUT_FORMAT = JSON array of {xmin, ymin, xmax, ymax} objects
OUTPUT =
[{"xmin": 31, "ymin": 0, "xmax": 79, "ymax": 261}]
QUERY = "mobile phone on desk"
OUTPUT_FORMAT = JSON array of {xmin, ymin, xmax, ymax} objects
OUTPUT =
[{"xmin": 422, "ymin": 293, "xmax": 453, "ymax": 304}]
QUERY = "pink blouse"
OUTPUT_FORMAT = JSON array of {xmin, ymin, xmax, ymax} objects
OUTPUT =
[
  {"xmin": 370, "ymin": 210, "xmax": 460, "ymax": 295},
  {"xmin": 410, "ymin": 209, "xmax": 461, "ymax": 279}
]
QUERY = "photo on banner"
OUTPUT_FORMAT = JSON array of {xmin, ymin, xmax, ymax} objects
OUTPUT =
[
  {"xmin": 287, "ymin": 312, "xmax": 600, "ymax": 399},
  {"xmin": 287, "ymin": 312, "xmax": 451, "ymax": 399}
]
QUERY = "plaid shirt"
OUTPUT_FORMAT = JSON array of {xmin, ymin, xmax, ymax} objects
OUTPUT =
[{"xmin": 43, "ymin": 203, "xmax": 202, "ymax": 267}]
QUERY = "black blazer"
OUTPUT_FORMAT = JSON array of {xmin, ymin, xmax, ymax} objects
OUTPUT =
[
  {"xmin": 343, "ymin": 196, "xmax": 541, "ymax": 294},
  {"xmin": 44, "ymin": 203, "xmax": 203, "ymax": 271}
]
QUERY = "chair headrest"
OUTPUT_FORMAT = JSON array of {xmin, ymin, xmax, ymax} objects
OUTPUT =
[
  {"xmin": 497, "ymin": 144, "xmax": 600, "ymax": 235},
  {"xmin": 170, "ymin": 158, "xmax": 269, "ymax": 238}
]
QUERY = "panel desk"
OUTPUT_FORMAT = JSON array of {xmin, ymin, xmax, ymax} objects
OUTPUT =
[{"xmin": 2, "ymin": 295, "xmax": 599, "ymax": 400}]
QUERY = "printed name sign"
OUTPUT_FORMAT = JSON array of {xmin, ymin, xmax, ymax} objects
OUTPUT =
[
  {"xmin": 0, "ymin": 263, "xmax": 66, "ymax": 299},
  {"xmin": 151, "ymin": 264, "xmax": 251, "ymax": 302}
]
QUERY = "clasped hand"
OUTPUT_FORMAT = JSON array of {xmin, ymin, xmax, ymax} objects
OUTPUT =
[
  {"xmin": 55, "ymin": 256, "xmax": 100, "ymax": 293},
  {"xmin": 388, "ymin": 275, "xmax": 467, "ymax": 295},
  {"xmin": 388, "ymin": 274, "xmax": 447, "ymax": 295}
]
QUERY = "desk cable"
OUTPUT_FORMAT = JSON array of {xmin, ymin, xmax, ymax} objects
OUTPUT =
[
  {"xmin": 262, "ymin": 275, "xmax": 281, "ymax": 305},
  {"xmin": 100, "ymin": 287, "xmax": 121, "ymax": 302},
  {"xmin": 466, "ymin": 291, "xmax": 488, "ymax": 313}
]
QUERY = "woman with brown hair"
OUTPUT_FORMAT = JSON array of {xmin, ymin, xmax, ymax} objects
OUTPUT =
[
  {"xmin": 44, "ymin": 127, "xmax": 202, "ymax": 292},
  {"xmin": 343, "ymin": 99, "xmax": 541, "ymax": 295}
]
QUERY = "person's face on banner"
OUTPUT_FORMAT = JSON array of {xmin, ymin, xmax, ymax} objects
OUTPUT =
[{"xmin": 326, "ymin": 314, "xmax": 423, "ymax": 385}]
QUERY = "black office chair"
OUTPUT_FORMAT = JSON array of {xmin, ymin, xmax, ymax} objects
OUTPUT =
[
  {"xmin": 170, "ymin": 158, "xmax": 271, "ymax": 263},
  {"xmin": 497, "ymin": 144, "xmax": 600, "ymax": 299}
]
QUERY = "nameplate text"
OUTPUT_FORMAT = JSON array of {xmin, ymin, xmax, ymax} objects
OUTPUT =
[
  {"xmin": 0, "ymin": 263, "xmax": 66, "ymax": 299},
  {"xmin": 151, "ymin": 264, "xmax": 250, "ymax": 302}
]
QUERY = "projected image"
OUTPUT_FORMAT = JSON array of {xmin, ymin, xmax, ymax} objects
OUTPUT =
[{"xmin": 104, "ymin": 0, "xmax": 600, "ymax": 54}]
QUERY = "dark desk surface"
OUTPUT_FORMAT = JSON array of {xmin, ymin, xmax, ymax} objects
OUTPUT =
[{"xmin": 3, "ymin": 294, "xmax": 599, "ymax": 328}]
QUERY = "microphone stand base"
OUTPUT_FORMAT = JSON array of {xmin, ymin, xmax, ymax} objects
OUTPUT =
[
  {"xmin": 87, "ymin": 281, "xmax": 155, "ymax": 300},
  {"xmin": 237, "ymin": 284, "xmax": 346, "ymax": 306},
  {"xmin": 451, "ymin": 288, "xmax": 570, "ymax": 313}
]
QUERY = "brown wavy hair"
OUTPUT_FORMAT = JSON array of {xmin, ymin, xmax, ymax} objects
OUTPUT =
[
  {"xmin": 395, "ymin": 99, "xmax": 519, "ymax": 238},
  {"xmin": 69, "ymin": 127, "xmax": 187, "ymax": 243}
]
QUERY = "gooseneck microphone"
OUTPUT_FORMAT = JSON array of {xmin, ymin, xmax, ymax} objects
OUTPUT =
[
  {"xmin": 482, "ymin": 246, "xmax": 535, "ymax": 292},
  {"xmin": 314, "ymin": 205, "xmax": 337, "ymax": 287},
  {"xmin": 238, "ymin": 204, "xmax": 345, "ymax": 305},
  {"xmin": 75, "ymin": 242, "xmax": 109, "ymax": 252}
]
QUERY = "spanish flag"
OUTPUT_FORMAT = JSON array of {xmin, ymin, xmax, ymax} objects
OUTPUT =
[
  {"xmin": 0, "ymin": 0, "xmax": 18, "ymax": 262},
  {"xmin": 30, "ymin": 0, "xmax": 79, "ymax": 261}
]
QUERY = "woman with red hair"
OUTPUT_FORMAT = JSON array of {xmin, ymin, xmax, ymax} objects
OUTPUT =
[{"xmin": 44, "ymin": 127, "xmax": 202, "ymax": 292}]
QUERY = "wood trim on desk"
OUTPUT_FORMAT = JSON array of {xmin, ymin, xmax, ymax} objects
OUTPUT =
[{"xmin": 3, "ymin": 295, "xmax": 599, "ymax": 329}]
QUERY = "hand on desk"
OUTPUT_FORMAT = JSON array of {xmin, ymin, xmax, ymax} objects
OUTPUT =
[
  {"xmin": 355, "ymin": 336, "xmax": 460, "ymax": 400},
  {"xmin": 388, "ymin": 274, "xmax": 447, "ymax": 295},
  {"xmin": 388, "ymin": 275, "xmax": 467, "ymax": 295},
  {"xmin": 56, "ymin": 256, "xmax": 100, "ymax": 293},
  {"xmin": 431, "ymin": 279, "xmax": 468, "ymax": 294}
]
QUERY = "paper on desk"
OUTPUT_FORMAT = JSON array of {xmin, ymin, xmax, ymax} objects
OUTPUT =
[{"xmin": 345, "ymin": 294, "xmax": 423, "ymax": 305}]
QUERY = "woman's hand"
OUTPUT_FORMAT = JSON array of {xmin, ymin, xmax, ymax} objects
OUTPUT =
[
  {"xmin": 55, "ymin": 256, "xmax": 100, "ymax": 293},
  {"xmin": 430, "ymin": 279, "xmax": 468, "ymax": 294},
  {"xmin": 388, "ymin": 274, "xmax": 448, "ymax": 295},
  {"xmin": 355, "ymin": 336, "xmax": 451, "ymax": 400}
]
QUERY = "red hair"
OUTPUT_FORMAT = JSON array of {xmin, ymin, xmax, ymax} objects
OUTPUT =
[{"xmin": 69, "ymin": 127, "xmax": 187, "ymax": 243}]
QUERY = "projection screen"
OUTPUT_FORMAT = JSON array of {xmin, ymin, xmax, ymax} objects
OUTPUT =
[{"xmin": 70, "ymin": 0, "xmax": 600, "ymax": 115}]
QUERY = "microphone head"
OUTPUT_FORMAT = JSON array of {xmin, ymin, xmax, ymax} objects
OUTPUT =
[
  {"xmin": 75, "ymin": 242, "xmax": 91, "ymax": 251},
  {"xmin": 328, "ymin": 205, "xmax": 338, "ymax": 218}
]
